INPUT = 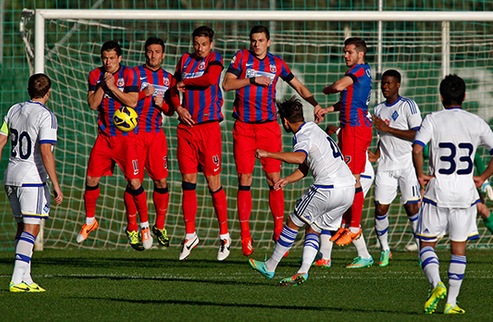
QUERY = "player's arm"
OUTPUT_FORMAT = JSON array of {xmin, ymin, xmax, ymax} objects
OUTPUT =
[
  {"xmin": 104, "ymin": 72, "xmax": 138, "ymax": 108},
  {"xmin": 322, "ymin": 75, "xmax": 354, "ymax": 95},
  {"xmin": 0, "ymin": 124, "xmax": 8, "ymax": 160},
  {"xmin": 222, "ymin": 72, "xmax": 252, "ymax": 91},
  {"xmin": 368, "ymin": 143, "xmax": 381, "ymax": 162},
  {"xmin": 87, "ymin": 87, "xmax": 105, "ymax": 111},
  {"xmin": 181, "ymin": 64, "xmax": 223, "ymax": 88},
  {"xmin": 40, "ymin": 143, "xmax": 63, "ymax": 205},
  {"xmin": 256, "ymin": 149, "xmax": 306, "ymax": 165},
  {"xmin": 474, "ymin": 157, "xmax": 493, "ymax": 189},
  {"xmin": 372, "ymin": 114, "xmax": 418, "ymax": 141},
  {"xmin": 273, "ymin": 164, "xmax": 309, "ymax": 191},
  {"xmin": 412, "ymin": 142, "xmax": 433, "ymax": 188},
  {"xmin": 287, "ymin": 76, "xmax": 322, "ymax": 113}
]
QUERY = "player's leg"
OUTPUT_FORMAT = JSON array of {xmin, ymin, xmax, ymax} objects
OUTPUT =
[
  {"xmin": 313, "ymin": 230, "xmax": 333, "ymax": 268},
  {"xmin": 375, "ymin": 203, "xmax": 392, "ymax": 267},
  {"xmin": 419, "ymin": 202, "xmax": 447, "ymax": 314},
  {"xmin": 444, "ymin": 206, "xmax": 476, "ymax": 314},
  {"xmin": 233, "ymin": 121, "xmax": 257, "ymax": 255},
  {"xmin": 400, "ymin": 167, "xmax": 421, "ymax": 250},
  {"xmin": 259, "ymin": 122, "xmax": 284, "ymax": 242},
  {"xmin": 152, "ymin": 178, "xmax": 170, "ymax": 247},
  {"xmin": 206, "ymin": 173, "xmax": 230, "ymax": 261}
]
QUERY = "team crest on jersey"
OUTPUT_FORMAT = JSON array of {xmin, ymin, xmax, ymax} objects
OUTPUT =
[
  {"xmin": 198, "ymin": 61, "xmax": 206, "ymax": 71},
  {"xmin": 163, "ymin": 77, "xmax": 170, "ymax": 87},
  {"xmin": 117, "ymin": 78, "xmax": 124, "ymax": 87},
  {"xmin": 270, "ymin": 65, "xmax": 277, "ymax": 73},
  {"xmin": 391, "ymin": 110, "xmax": 399, "ymax": 121},
  {"xmin": 212, "ymin": 155, "xmax": 219, "ymax": 166},
  {"xmin": 344, "ymin": 155, "xmax": 351, "ymax": 165}
]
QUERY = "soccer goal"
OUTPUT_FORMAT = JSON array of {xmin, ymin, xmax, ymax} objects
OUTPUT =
[{"xmin": 19, "ymin": 9, "xmax": 493, "ymax": 251}]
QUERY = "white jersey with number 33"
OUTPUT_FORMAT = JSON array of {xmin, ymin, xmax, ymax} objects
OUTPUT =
[
  {"xmin": 1, "ymin": 100, "xmax": 58, "ymax": 186},
  {"xmin": 415, "ymin": 108, "xmax": 493, "ymax": 207}
]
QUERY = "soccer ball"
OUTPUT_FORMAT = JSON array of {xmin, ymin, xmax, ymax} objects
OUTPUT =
[{"xmin": 113, "ymin": 106, "xmax": 138, "ymax": 132}]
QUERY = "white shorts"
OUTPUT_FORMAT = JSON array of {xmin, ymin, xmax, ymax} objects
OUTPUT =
[
  {"xmin": 417, "ymin": 202, "xmax": 478, "ymax": 242},
  {"xmin": 374, "ymin": 167, "xmax": 420, "ymax": 205},
  {"xmin": 290, "ymin": 185, "xmax": 354, "ymax": 233},
  {"xmin": 5, "ymin": 185, "xmax": 50, "ymax": 225}
]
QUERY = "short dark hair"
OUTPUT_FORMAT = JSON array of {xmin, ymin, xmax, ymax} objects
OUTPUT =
[
  {"xmin": 344, "ymin": 37, "xmax": 367, "ymax": 55},
  {"xmin": 250, "ymin": 25, "xmax": 270, "ymax": 40},
  {"xmin": 440, "ymin": 74, "xmax": 466, "ymax": 106},
  {"xmin": 101, "ymin": 40, "xmax": 122, "ymax": 56},
  {"xmin": 192, "ymin": 26, "xmax": 214, "ymax": 41},
  {"xmin": 382, "ymin": 69, "xmax": 401, "ymax": 83},
  {"xmin": 28, "ymin": 73, "xmax": 51, "ymax": 99},
  {"xmin": 145, "ymin": 36, "xmax": 165, "ymax": 52},
  {"xmin": 277, "ymin": 96, "xmax": 304, "ymax": 123}
]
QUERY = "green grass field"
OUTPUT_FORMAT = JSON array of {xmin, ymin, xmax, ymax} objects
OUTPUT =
[{"xmin": 1, "ymin": 247, "xmax": 492, "ymax": 321}]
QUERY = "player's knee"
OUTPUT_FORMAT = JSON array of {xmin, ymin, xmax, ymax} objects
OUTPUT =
[{"xmin": 182, "ymin": 181, "xmax": 196, "ymax": 191}]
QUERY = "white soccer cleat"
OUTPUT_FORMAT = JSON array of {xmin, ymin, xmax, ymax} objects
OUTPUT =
[
  {"xmin": 179, "ymin": 236, "xmax": 199, "ymax": 261},
  {"xmin": 405, "ymin": 242, "xmax": 418, "ymax": 252},
  {"xmin": 217, "ymin": 236, "xmax": 231, "ymax": 261},
  {"xmin": 141, "ymin": 227, "xmax": 153, "ymax": 250}
]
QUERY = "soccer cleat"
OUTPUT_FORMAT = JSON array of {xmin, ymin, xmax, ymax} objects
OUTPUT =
[
  {"xmin": 76, "ymin": 219, "xmax": 99, "ymax": 243},
  {"xmin": 313, "ymin": 258, "xmax": 332, "ymax": 268},
  {"xmin": 217, "ymin": 237, "xmax": 231, "ymax": 261},
  {"xmin": 179, "ymin": 236, "xmax": 199, "ymax": 261},
  {"xmin": 444, "ymin": 303, "xmax": 465, "ymax": 314},
  {"xmin": 346, "ymin": 256, "xmax": 374, "ymax": 269},
  {"xmin": 152, "ymin": 225, "xmax": 170, "ymax": 247},
  {"xmin": 27, "ymin": 282, "xmax": 46, "ymax": 292},
  {"xmin": 248, "ymin": 259, "xmax": 275, "ymax": 279},
  {"xmin": 377, "ymin": 250, "xmax": 392, "ymax": 267},
  {"xmin": 405, "ymin": 242, "xmax": 419, "ymax": 252},
  {"xmin": 126, "ymin": 230, "xmax": 145, "ymax": 251},
  {"xmin": 329, "ymin": 227, "xmax": 347, "ymax": 242},
  {"xmin": 9, "ymin": 281, "xmax": 31, "ymax": 293},
  {"xmin": 241, "ymin": 237, "xmax": 254, "ymax": 256},
  {"xmin": 335, "ymin": 228, "xmax": 362, "ymax": 246},
  {"xmin": 279, "ymin": 273, "xmax": 308, "ymax": 287},
  {"xmin": 424, "ymin": 282, "xmax": 447, "ymax": 314},
  {"xmin": 141, "ymin": 227, "xmax": 153, "ymax": 250}
]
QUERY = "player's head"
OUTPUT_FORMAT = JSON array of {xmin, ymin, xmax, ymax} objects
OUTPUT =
[
  {"xmin": 250, "ymin": 25, "xmax": 271, "ymax": 59},
  {"xmin": 28, "ymin": 73, "xmax": 51, "ymax": 99},
  {"xmin": 381, "ymin": 69, "xmax": 401, "ymax": 101},
  {"xmin": 343, "ymin": 37, "xmax": 367, "ymax": 67},
  {"xmin": 277, "ymin": 96, "xmax": 304, "ymax": 133},
  {"xmin": 192, "ymin": 26, "xmax": 214, "ymax": 58},
  {"xmin": 144, "ymin": 37, "xmax": 165, "ymax": 70},
  {"xmin": 100, "ymin": 40, "xmax": 123, "ymax": 73},
  {"xmin": 440, "ymin": 74, "xmax": 466, "ymax": 107}
]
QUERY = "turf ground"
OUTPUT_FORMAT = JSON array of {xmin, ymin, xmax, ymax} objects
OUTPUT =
[{"xmin": 1, "ymin": 247, "xmax": 492, "ymax": 321}]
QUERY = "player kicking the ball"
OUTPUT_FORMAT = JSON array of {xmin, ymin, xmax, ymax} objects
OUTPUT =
[{"xmin": 249, "ymin": 97, "xmax": 355, "ymax": 286}]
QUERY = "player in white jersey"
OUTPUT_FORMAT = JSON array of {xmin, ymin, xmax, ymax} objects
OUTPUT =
[
  {"xmin": 248, "ymin": 97, "xmax": 355, "ymax": 286},
  {"xmin": 413, "ymin": 75, "xmax": 493, "ymax": 314},
  {"xmin": 370, "ymin": 69, "xmax": 422, "ymax": 266},
  {"xmin": 0, "ymin": 74, "xmax": 63, "ymax": 292}
]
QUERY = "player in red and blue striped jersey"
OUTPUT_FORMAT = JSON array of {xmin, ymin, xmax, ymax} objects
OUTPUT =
[
  {"xmin": 76, "ymin": 41, "xmax": 149, "ymax": 251},
  {"xmin": 316, "ymin": 37, "xmax": 374, "ymax": 268},
  {"xmin": 127, "ymin": 37, "xmax": 177, "ymax": 250},
  {"xmin": 222, "ymin": 25, "xmax": 322, "ymax": 257},
  {"xmin": 174, "ymin": 26, "xmax": 231, "ymax": 261}
]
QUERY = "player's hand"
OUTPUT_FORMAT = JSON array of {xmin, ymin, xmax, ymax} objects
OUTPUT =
[
  {"xmin": 53, "ymin": 186, "xmax": 63, "ymax": 205},
  {"xmin": 176, "ymin": 106, "xmax": 195, "ymax": 127},
  {"xmin": 417, "ymin": 174, "xmax": 433, "ymax": 188},
  {"xmin": 177, "ymin": 81, "xmax": 186, "ymax": 93},
  {"xmin": 255, "ymin": 149, "xmax": 269, "ymax": 159},
  {"xmin": 315, "ymin": 106, "xmax": 333, "ymax": 123},
  {"xmin": 252, "ymin": 76, "xmax": 270, "ymax": 87},
  {"xmin": 273, "ymin": 178, "xmax": 288, "ymax": 190},
  {"xmin": 144, "ymin": 84, "xmax": 155, "ymax": 97},
  {"xmin": 368, "ymin": 150, "xmax": 379, "ymax": 162},
  {"xmin": 154, "ymin": 92, "xmax": 164, "ymax": 107},
  {"xmin": 104, "ymin": 72, "xmax": 116, "ymax": 90},
  {"xmin": 372, "ymin": 114, "xmax": 390, "ymax": 133},
  {"xmin": 325, "ymin": 125, "xmax": 339, "ymax": 136}
]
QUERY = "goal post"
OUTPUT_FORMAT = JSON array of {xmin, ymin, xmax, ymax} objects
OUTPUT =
[{"xmin": 23, "ymin": 9, "xmax": 493, "ymax": 251}]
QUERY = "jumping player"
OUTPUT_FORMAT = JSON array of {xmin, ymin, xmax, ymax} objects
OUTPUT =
[
  {"xmin": 222, "ymin": 25, "xmax": 322, "ymax": 256},
  {"xmin": 131, "ymin": 36, "xmax": 177, "ymax": 249},
  {"xmin": 76, "ymin": 41, "xmax": 149, "ymax": 251},
  {"xmin": 315, "ymin": 37, "xmax": 373, "ymax": 268},
  {"xmin": 174, "ymin": 26, "xmax": 231, "ymax": 261}
]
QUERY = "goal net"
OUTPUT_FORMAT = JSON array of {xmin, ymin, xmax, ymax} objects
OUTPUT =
[{"xmin": 16, "ymin": 9, "xmax": 493, "ymax": 251}]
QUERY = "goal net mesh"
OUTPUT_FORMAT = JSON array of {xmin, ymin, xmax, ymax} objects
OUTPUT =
[{"xmin": 16, "ymin": 12, "xmax": 493, "ymax": 251}]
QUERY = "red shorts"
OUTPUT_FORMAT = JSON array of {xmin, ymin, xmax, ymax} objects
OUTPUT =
[
  {"xmin": 233, "ymin": 120, "xmax": 282, "ymax": 174},
  {"xmin": 177, "ymin": 122, "xmax": 222, "ymax": 176},
  {"xmin": 136, "ymin": 130, "xmax": 168, "ymax": 181},
  {"xmin": 87, "ymin": 134, "xmax": 140, "ymax": 180},
  {"xmin": 338, "ymin": 125, "xmax": 372, "ymax": 175}
]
